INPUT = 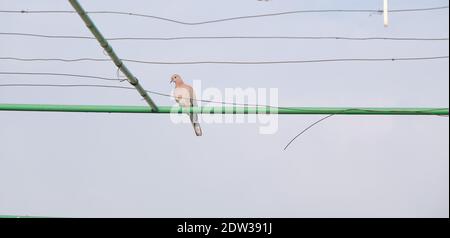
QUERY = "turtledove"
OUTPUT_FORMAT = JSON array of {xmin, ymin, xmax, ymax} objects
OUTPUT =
[{"xmin": 170, "ymin": 74, "xmax": 203, "ymax": 136}]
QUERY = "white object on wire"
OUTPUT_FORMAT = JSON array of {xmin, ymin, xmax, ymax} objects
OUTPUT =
[{"xmin": 384, "ymin": 0, "xmax": 389, "ymax": 27}]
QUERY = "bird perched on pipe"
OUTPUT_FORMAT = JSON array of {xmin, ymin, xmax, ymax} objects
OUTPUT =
[{"xmin": 170, "ymin": 74, "xmax": 203, "ymax": 136}]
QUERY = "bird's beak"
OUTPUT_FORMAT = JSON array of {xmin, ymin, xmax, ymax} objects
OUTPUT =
[{"xmin": 170, "ymin": 79, "xmax": 174, "ymax": 84}]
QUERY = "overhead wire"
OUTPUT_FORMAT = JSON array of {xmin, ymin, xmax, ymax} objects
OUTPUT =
[
  {"xmin": 0, "ymin": 5, "xmax": 448, "ymax": 25},
  {"xmin": 1, "ymin": 32, "xmax": 448, "ymax": 42},
  {"xmin": 0, "ymin": 56, "xmax": 448, "ymax": 65},
  {"xmin": 0, "ymin": 72, "xmax": 119, "ymax": 81},
  {"xmin": 284, "ymin": 114, "xmax": 336, "ymax": 151}
]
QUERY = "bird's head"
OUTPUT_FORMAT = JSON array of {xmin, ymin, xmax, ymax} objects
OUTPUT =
[{"xmin": 170, "ymin": 74, "xmax": 183, "ymax": 85}]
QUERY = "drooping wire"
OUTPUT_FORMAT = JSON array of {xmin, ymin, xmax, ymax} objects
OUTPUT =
[
  {"xmin": 284, "ymin": 114, "xmax": 336, "ymax": 151},
  {"xmin": 284, "ymin": 106, "xmax": 450, "ymax": 150},
  {"xmin": 1, "ymin": 32, "xmax": 448, "ymax": 42},
  {"xmin": 0, "ymin": 6, "xmax": 447, "ymax": 25},
  {"xmin": 0, "ymin": 56, "xmax": 448, "ymax": 65}
]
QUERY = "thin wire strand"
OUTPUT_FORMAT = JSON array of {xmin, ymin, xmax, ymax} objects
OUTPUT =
[
  {"xmin": 0, "ymin": 72, "xmax": 119, "ymax": 81},
  {"xmin": 0, "ymin": 56, "xmax": 448, "ymax": 65},
  {"xmin": 284, "ymin": 102, "xmax": 450, "ymax": 150},
  {"xmin": 0, "ymin": 6, "xmax": 447, "ymax": 25},
  {"xmin": 116, "ymin": 67, "xmax": 126, "ymax": 82},
  {"xmin": 284, "ymin": 114, "xmax": 336, "ymax": 151},
  {"xmin": 122, "ymin": 56, "xmax": 450, "ymax": 65},
  {"xmin": 0, "ymin": 57, "xmax": 110, "ymax": 63},
  {"xmin": 389, "ymin": 6, "xmax": 449, "ymax": 12},
  {"xmin": 1, "ymin": 32, "xmax": 448, "ymax": 41},
  {"xmin": 0, "ymin": 32, "xmax": 93, "ymax": 40}
]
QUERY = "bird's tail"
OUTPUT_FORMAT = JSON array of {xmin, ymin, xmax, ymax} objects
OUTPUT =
[{"xmin": 189, "ymin": 113, "xmax": 203, "ymax": 136}]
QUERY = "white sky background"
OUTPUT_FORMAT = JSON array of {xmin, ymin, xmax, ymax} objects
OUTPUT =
[{"xmin": 0, "ymin": 0, "xmax": 448, "ymax": 218}]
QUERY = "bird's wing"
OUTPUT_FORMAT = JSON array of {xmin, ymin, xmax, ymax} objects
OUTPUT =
[
  {"xmin": 187, "ymin": 86, "xmax": 199, "ymax": 123},
  {"xmin": 174, "ymin": 87, "xmax": 191, "ymax": 107},
  {"xmin": 184, "ymin": 84, "xmax": 202, "ymax": 136}
]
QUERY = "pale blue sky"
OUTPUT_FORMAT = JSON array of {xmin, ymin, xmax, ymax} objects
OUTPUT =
[{"xmin": 0, "ymin": 0, "xmax": 448, "ymax": 218}]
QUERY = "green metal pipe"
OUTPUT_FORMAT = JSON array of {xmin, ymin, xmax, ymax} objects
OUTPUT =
[
  {"xmin": 0, "ymin": 215, "xmax": 47, "ymax": 218},
  {"xmin": 0, "ymin": 104, "xmax": 448, "ymax": 115},
  {"xmin": 68, "ymin": 0, "xmax": 158, "ymax": 111}
]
